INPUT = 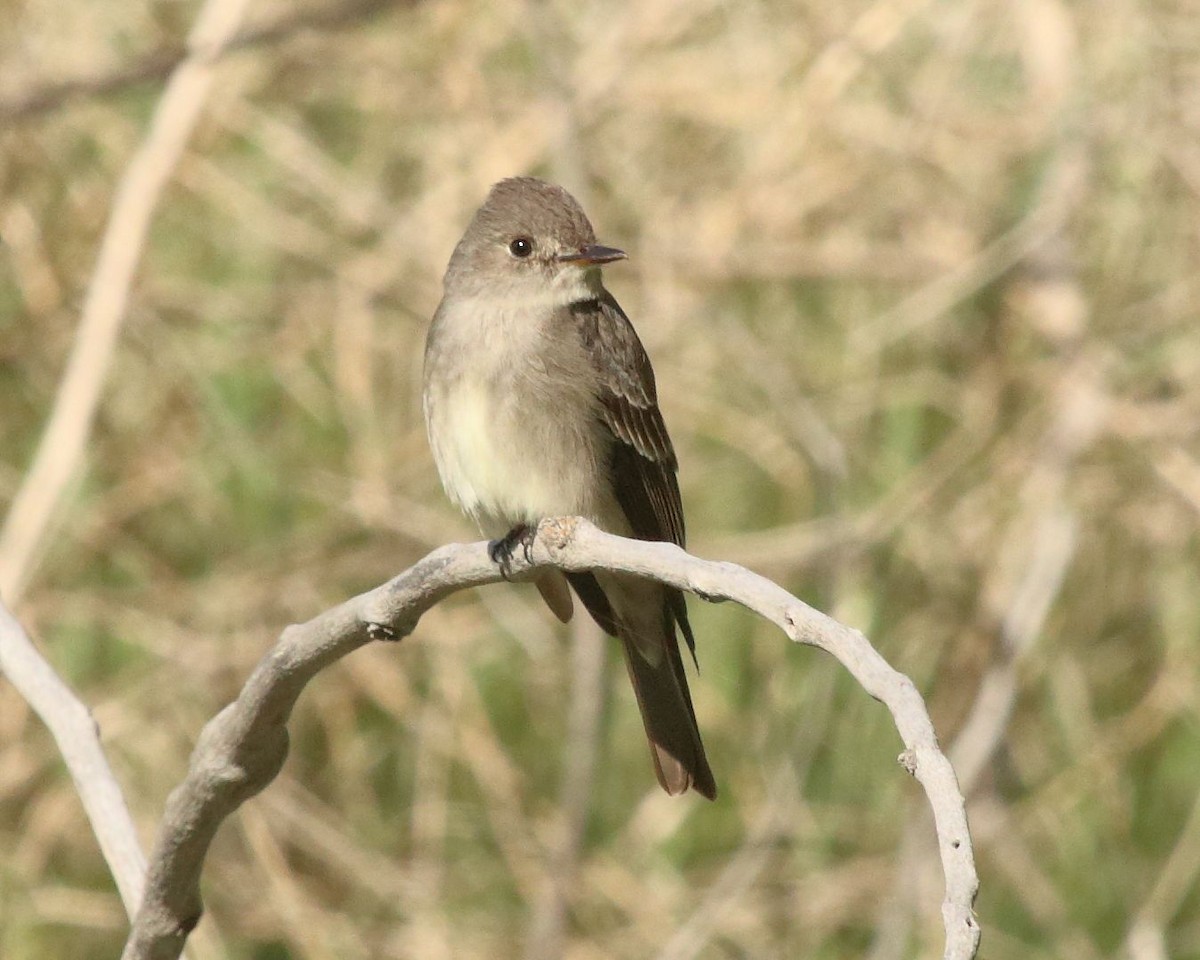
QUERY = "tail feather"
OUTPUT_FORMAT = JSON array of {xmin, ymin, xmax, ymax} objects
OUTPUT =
[
  {"xmin": 569, "ymin": 571, "xmax": 716, "ymax": 800},
  {"xmin": 619, "ymin": 627, "xmax": 716, "ymax": 799},
  {"xmin": 534, "ymin": 571, "xmax": 574, "ymax": 623}
]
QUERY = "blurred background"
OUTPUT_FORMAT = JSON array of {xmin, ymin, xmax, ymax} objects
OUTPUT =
[{"xmin": 2, "ymin": 0, "xmax": 1198, "ymax": 957}]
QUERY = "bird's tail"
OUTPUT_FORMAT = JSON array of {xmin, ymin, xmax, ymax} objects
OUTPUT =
[
  {"xmin": 619, "ymin": 626, "xmax": 716, "ymax": 799},
  {"xmin": 569, "ymin": 571, "xmax": 716, "ymax": 800}
]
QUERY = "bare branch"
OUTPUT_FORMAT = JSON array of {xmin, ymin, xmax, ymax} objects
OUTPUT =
[
  {"xmin": 122, "ymin": 518, "xmax": 979, "ymax": 960},
  {"xmin": 0, "ymin": 600, "xmax": 147, "ymax": 916},
  {"xmin": 0, "ymin": 0, "xmax": 253, "ymax": 603}
]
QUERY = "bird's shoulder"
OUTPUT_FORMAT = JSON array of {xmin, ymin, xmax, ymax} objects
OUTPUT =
[{"xmin": 567, "ymin": 292, "xmax": 676, "ymax": 470}]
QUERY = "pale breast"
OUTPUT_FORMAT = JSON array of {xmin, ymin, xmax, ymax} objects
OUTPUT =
[{"xmin": 425, "ymin": 294, "xmax": 609, "ymax": 535}]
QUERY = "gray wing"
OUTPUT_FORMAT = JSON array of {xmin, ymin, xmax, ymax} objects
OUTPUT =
[
  {"xmin": 568, "ymin": 292, "xmax": 706, "ymax": 766},
  {"xmin": 571, "ymin": 292, "xmax": 686, "ymax": 548}
]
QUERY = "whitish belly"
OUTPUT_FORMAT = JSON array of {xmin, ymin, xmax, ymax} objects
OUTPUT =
[{"xmin": 431, "ymin": 376, "xmax": 605, "ymax": 535}]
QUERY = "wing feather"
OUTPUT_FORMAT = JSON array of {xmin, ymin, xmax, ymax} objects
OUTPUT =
[{"xmin": 572, "ymin": 293, "xmax": 686, "ymax": 548}]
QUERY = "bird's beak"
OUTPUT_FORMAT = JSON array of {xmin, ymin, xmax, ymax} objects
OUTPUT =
[{"xmin": 556, "ymin": 243, "xmax": 627, "ymax": 266}]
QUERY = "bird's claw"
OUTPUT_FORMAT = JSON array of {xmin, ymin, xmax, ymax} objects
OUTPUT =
[{"xmin": 488, "ymin": 524, "xmax": 537, "ymax": 580}]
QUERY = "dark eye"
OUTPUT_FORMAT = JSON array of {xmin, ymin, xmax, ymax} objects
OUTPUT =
[{"xmin": 508, "ymin": 237, "xmax": 534, "ymax": 258}]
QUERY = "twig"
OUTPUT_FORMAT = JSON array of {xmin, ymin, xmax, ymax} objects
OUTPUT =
[
  {"xmin": 524, "ymin": 616, "xmax": 608, "ymax": 960},
  {"xmin": 0, "ymin": 0, "xmax": 254, "ymax": 604},
  {"xmin": 121, "ymin": 518, "xmax": 980, "ymax": 960},
  {"xmin": 655, "ymin": 769, "xmax": 795, "ymax": 960},
  {"xmin": 520, "ymin": 14, "xmax": 607, "ymax": 958},
  {"xmin": 0, "ymin": 0, "xmax": 415, "ymax": 123},
  {"xmin": 0, "ymin": 600, "xmax": 147, "ymax": 915},
  {"xmin": 1126, "ymin": 784, "xmax": 1200, "ymax": 959}
]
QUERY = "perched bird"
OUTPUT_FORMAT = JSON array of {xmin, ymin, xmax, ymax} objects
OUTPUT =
[{"xmin": 423, "ymin": 177, "xmax": 715, "ymax": 799}]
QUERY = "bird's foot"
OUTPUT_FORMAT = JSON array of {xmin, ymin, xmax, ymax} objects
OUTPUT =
[{"xmin": 488, "ymin": 524, "xmax": 537, "ymax": 580}]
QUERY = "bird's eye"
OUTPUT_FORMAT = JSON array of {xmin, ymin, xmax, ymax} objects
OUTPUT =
[{"xmin": 508, "ymin": 237, "xmax": 534, "ymax": 258}]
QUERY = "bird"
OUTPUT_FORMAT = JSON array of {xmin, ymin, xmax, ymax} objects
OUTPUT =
[{"xmin": 422, "ymin": 177, "xmax": 715, "ymax": 799}]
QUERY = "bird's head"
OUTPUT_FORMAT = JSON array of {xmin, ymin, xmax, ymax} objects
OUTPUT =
[{"xmin": 445, "ymin": 177, "xmax": 626, "ymax": 304}]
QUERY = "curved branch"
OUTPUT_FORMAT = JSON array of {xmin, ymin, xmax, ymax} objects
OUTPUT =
[
  {"xmin": 122, "ymin": 518, "xmax": 980, "ymax": 960},
  {"xmin": 0, "ymin": 601, "xmax": 147, "ymax": 915}
]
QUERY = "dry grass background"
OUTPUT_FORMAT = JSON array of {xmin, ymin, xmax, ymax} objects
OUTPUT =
[{"xmin": 1, "ymin": 0, "xmax": 1198, "ymax": 957}]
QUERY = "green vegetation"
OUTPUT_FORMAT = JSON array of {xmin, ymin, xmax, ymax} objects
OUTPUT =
[{"xmin": 2, "ymin": 0, "xmax": 1197, "ymax": 957}]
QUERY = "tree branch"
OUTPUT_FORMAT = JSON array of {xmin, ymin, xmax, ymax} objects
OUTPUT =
[
  {"xmin": 0, "ymin": 600, "xmax": 147, "ymax": 916},
  {"xmin": 122, "ymin": 518, "xmax": 980, "ymax": 960}
]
